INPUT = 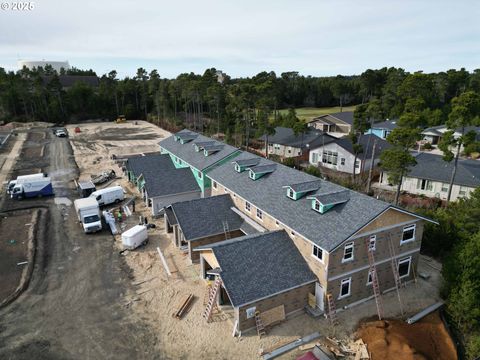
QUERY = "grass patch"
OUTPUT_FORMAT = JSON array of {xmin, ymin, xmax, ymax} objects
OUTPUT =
[{"xmin": 273, "ymin": 106, "xmax": 357, "ymax": 122}]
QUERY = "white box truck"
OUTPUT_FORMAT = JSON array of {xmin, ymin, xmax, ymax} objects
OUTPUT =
[
  {"xmin": 11, "ymin": 177, "xmax": 54, "ymax": 200},
  {"xmin": 89, "ymin": 185, "xmax": 124, "ymax": 206},
  {"xmin": 121, "ymin": 225, "xmax": 148, "ymax": 250},
  {"xmin": 7, "ymin": 173, "xmax": 46, "ymax": 194},
  {"xmin": 74, "ymin": 197, "xmax": 102, "ymax": 233}
]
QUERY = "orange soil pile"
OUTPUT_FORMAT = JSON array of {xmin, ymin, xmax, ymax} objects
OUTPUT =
[{"xmin": 356, "ymin": 312, "xmax": 457, "ymax": 360}]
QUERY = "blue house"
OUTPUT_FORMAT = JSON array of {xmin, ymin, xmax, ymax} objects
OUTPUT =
[{"xmin": 365, "ymin": 119, "xmax": 398, "ymax": 139}]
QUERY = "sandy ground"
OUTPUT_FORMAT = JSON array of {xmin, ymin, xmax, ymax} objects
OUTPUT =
[{"xmin": 69, "ymin": 120, "xmax": 449, "ymax": 360}]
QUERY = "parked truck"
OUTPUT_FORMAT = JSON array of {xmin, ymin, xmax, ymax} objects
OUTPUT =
[
  {"xmin": 89, "ymin": 185, "xmax": 124, "ymax": 206},
  {"xmin": 74, "ymin": 197, "xmax": 102, "ymax": 233},
  {"xmin": 10, "ymin": 177, "xmax": 53, "ymax": 200},
  {"xmin": 7, "ymin": 173, "xmax": 46, "ymax": 194}
]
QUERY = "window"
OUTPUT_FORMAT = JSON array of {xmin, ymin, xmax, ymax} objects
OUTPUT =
[
  {"xmin": 416, "ymin": 179, "xmax": 433, "ymax": 191},
  {"xmin": 368, "ymin": 235, "xmax": 376, "ymax": 252},
  {"xmin": 398, "ymin": 257, "xmax": 411, "ymax": 278},
  {"xmin": 235, "ymin": 164, "xmax": 240, "ymax": 172},
  {"xmin": 354, "ymin": 160, "xmax": 360, "ymax": 169},
  {"xmin": 287, "ymin": 188, "xmax": 294, "ymax": 199},
  {"xmin": 401, "ymin": 224, "xmax": 416, "ymax": 244},
  {"xmin": 212, "ymin": 181, "xmax": 217, "ymax": 189},
  {"xmin": 459, "ymin": 186, "xmax": 467, "ymax": 196},
  {"xmin": 367, "ymin": 270, "xmax": 374, "ymax": 285},
  {"xmin": 342, "ymin": 242, "xmax": 354, "ymax": 262},
  {"xmin": 313, "ymin": 200, "xmax": 320, "ymax": 212},
  {"xmin": 312, "ymin": 245, "xmax": 323, "ymax": 261},
  {"xmin": 322, "ymin": 150, "xmax": 338, "ymax": 165},
  {"xmin": 340, "ymin": 158, "xmax": 345, "ymax": 166},
  {"xmin": 441, "ymin": 183, "xmax": 449, "ymax": 193},
  {"xmin": 198, "ymin": 171, "xmax": 202, "ymax": 179},
  {"xmin": 312, "ymin": 153, "xmax": 319, "ymax": 164},
  {"xmin": 178, "ymin": 159, "xmax": 183, "ymax": 165},
  {"xmin": 256, "ymin": 209, "xmax": 263, "ymax": 220},
  {"xmin": 288, "ymin": 148, "xmax": 292, "ymax": 154},
  {"xmin": 249, "ymin": 171, "xmax": 255, "ymax": 180},
  {"xmin": 245, "ymin": 201, "xmax": 251, "ymax": 212},
  {"xmin": 339, "ymin": 278, "xmax": 351, "ymax": 298}
]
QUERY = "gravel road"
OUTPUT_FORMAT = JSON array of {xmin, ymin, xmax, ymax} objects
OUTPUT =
[{"xmin": 0, "ymin": 129, "xmax": 158, "ymax": 359}]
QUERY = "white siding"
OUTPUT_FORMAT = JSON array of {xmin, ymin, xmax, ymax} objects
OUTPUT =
[
  {"xmin": 309, "ymin": 142, "xmax": 363, "ymax": 175},
  {"xmin": 267, "ymin": 143, "xmax": 302, "ymax": 158}
]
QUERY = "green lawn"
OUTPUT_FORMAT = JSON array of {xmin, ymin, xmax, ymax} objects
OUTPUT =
[{"xmin": 274, "ymin": 106, "xmax": 357, "ymax": 122}]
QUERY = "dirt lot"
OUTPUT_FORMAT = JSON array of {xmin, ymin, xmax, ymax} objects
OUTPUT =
[
  {"xmin": 0, "ymin": 209, "xmax": 38, "ymax": 304},
  {"xmin": 357, "ymin": 312, "xmax": 457, "ymax": 360},
  {"xmin": 66, "ymin": 121, "xmax": 452, "ymax": 359}
]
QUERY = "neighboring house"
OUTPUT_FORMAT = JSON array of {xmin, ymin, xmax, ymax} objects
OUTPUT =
[
  {"xmin": 307, "ymin": 111, "xmax": 354, "ymax": 137},
  {"xmin": 309, "ymin": 134, "xmax": 391, "ymax": 175},
  {"xmin": 365, "ymin": 119, "xmax": 398, "ymax": 139},
  {"xmin": 158, "ymin": 130, "xmax": 241, "ymax": 197},
  {"xmin": 379, "ymin": 152, "xmax": 480, "ymax": 201},
  {"xmin": 207, "ymin": 151, "xmax": 434, "ymax": 317},
  {"xmin": 195, "ymin": 231, "xmax": 317, "ymax": 333},
  {"xmin": 164, "ymin": 195, "xmax": 262, "ymax": 263},
  {"xmin": 422, "ymin": 125, "xmax": 480, "ymax": 145},
  {"xmin": 260, "ymin": 127, "xmax": 336, "ymax": 160},
  {"xmin": 125, "ymin": 153, "xmax": 201, "ymax": 215}
]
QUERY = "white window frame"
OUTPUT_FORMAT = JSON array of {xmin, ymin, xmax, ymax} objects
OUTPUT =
[
  {"xmin": 312, "ymin": 244, "xmax": 323, "ymax": 262},
  {"xmin": 212, "ymin": 181, "xmax": 217, "ymax": 189},
  {"xmin": 245, "ymin": 201, "xmax": 251, "ymax": 212},
  {"xmin": 366, "ymin": 270, "xmax": 373, "ymax": 286},
  {"xmin": 459, "ymin": 186, "xmax": 467, "ymax": 196},
  {"xmin": 339, "ymin": 277, "xmax": 351, "ymax": 299},
  {"xmin": 256, "ymin": 208, "xmax": 263, "ymax": 221},
  {"xmin": 249, "ymin": 170, "xmax": 255, "ymax": 180},
  {"xmin": 340, "ymin": 158, "xmax": 345, "ymax": 166},
  {"xmin": 368, "ymin": 235, "xmax": 376, "ymax": 252},
  {"xmin": 398, "ymin": 256, "xmax": 412, "ymax": 279},
  {"xmin": 287, "ymin": 188, "xmax": 295, "ymax": 199},
  {"xmin": 441, "ymin": 183, "xmax": 449, "ymax": 193},
  {"xmin": 400, "ymin": 224, "xmax": 416, "ymax": 245},
  {"xmin": 313, "ymin": 200, "xmax": 320, "ymax": 212},
  {"xmin": 235, "ymin": 164, "xmax": 240, "ymax": 172},
  {"xmin": 342, "ymin": 242, "xmax": 354, "ymax": 262}
]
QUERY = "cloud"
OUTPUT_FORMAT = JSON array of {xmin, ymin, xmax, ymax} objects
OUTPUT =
[{"xmin": 0, "ymin": 0, "xmax": 479, "ymax": 77}]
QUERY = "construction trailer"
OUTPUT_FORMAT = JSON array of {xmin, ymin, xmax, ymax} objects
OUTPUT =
[
  {"xmin": 195, "ymin": 231, "xmax": 317, "ymax": 334},
  {"xmin": 164, "ymin": 195, "xmax": 263, "ymax": 263}
]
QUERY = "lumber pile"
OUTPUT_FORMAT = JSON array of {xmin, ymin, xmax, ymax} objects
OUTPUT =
[
  {"xmin": 173, "ymin": 294, "xmax": 195, "ymax": 319},
  {"xmin": 261, "ymin": 305, "xmax": 286, "ymax": 327}
]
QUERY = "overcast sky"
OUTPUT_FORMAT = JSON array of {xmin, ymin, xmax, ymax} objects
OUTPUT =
[{"xmin": 1, "ymin": 0, "xmax": 479, "ymax": 78}]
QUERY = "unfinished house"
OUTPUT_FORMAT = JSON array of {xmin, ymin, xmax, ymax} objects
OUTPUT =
[
  {"xmin": 195, "ymin": 231, "xmax": 317, "ymax": 334},
  {"xmin": 164, "ymin": 194, "xmax": 263, "ymax": 263},
  {"xmin": 207, "ymin": 151, "xmax": 435, "ymax": 321},
  {"xmin": 125, "ymin": 153, "xmax": 201, "ymax": 215},
  {"xmin": 158, "ymin": 130, "xmax": 241, "ymax": 197}
]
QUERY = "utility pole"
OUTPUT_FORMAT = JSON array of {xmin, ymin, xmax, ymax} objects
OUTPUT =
[{"xmin": 366, "ymin": 139, "xmax": 377, "ymax": 194}]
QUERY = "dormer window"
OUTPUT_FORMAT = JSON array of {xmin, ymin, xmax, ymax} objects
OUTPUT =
[
  {"xmin": 287, "ymin": 188, "xmax": 295, "ymax": 199},
  {"xmin": 249, "ymin": 170, "xmax": 255, "ymax": 180},
  {"xmin": 308, "ymin": 189, "xmax": 350, "ymax": 214},
  {"xmin": 313, "ymin": 200, "xmax": 320, "ymax": 212},
  {"xmin": 235, "ymin": 164, "xmax": 241, "ymax": 172}
]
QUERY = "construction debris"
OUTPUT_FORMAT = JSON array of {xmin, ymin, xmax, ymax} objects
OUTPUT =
[
  {"xmin": 173, "ymin": 294, "xmax": 195, "ymax": 319},
  {"xmin": 91, "ymin": 169, "xmax": 116, "ymax": 185},
  {"xmin": 262, "ymin": 332, "xmax": 321, "ymax": 360},
  {"xmin": 156, "ymin": 247, "xmax": 171, "ymax": 277},
  {"xmin": 406, "ymin": 301, "xmax": 444, "ymax": 324}
]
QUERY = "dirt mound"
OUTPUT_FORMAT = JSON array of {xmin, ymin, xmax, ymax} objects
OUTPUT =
[{"xmin": 357, "ymin": 312, "xmax": 457, "ymax": 360}]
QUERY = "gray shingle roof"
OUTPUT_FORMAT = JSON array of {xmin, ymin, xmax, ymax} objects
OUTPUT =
[
  {"xmin": 334, "ymin": 134, "xmax": 391, "ymax": 159},
  {"xmin": 372, "ymin": 119, "xmax": 398, "ymax": 131},
  {"xmin": 159, "ymin": 130, "xmax": 240, "ymax": 171},
  {"xmin": 329, "ymin": 111, "xmax": 354, "ymax": 125},
  {"xmin": 169, "ymin": 194, "xmax": 248, "ymax": 241},
  {"xmin": 309, "ymin": 190, "xmax": 351, "ymax": 206},
  {"xmin": 196, "ymin": 231, "xmax": 316, "ymax": 307},
  {"xmin": 126, "ymin": 153, "xmax": 200, "ymax": 198},
  {"xmin": 261, "ymin": 127, "xmax": 336, "ymax": 149},
  {"xmin": 207, "ymin": 151, "xmax": 391, "ymax": 251},
  {"xmin": 176, "ymin": 132, "xmax": 198, "ymax": 142},
  {"xmin": 408, "ymin": 152, "xmax": 480, "ymax": 188},
  {"xmin": 287, "ymin": 180, "xmax": 322, "ymax": 193}
]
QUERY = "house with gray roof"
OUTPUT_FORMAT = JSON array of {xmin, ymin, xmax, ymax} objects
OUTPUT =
[
  {"xmin": 421, "ymin": 124, "xmax": 480, "ymax": 145},
  {"xmin": 309, "ymin": 134, "xmax": 391, "ymax": 175},
  {"xmin": 125, "ymin": 153, "xmax": 201, "ymax": 215},
  {"xmin": 164, "ymin": 195, "xmax": 262, "ymax": 262},
  {"xmin": 195, "ymin": 230, "xmax": 317, "ymax": 332},
  {"xmin": 378, "ymin": 152, "xmax": 480, "ymax": 201},
  {"xmin": 158, "ymin": 129, "xmax": 241, "ymax": 196},
  {"xmin": 307, "ymin": 111, "xmax": 354, "ymax": 137},
  {"xmin": 260, "ymin": 127, "xmax": 336, "ymax": 160},
  {"xmin": 365, "ymin": 119, "xmax": 398, "ymax": 139},
  {"xmin": 207, "ymin": 150, "xmax": 434, "ymax": 313}
]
